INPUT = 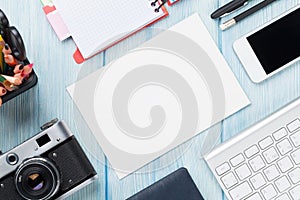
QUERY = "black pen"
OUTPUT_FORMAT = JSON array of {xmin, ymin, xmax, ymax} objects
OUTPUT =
[
  {"xmin": 211, "ymin": 0, "xmax": 250, "ymax": 19},
  {"xmin": 220, "ymin": 0, "xmax": 278, "ymax": 30}
]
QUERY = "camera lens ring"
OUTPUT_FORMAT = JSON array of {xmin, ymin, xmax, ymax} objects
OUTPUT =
[
  {"xmin": 14, "ymin": 157, "xmax": 60, "ymax": 200},
  {"xmin": 6, "ymin": 153, "xmax": 19, "ymax": 165}
]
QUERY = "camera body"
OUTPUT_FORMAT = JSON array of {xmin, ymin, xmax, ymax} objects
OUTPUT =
[{"xmin": 0, "ymin": 120, "xmax": 97, "ymax": 200}]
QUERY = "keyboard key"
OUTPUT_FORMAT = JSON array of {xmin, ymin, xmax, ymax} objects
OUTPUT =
[
  {"xmin": 291, "ymin": 149, "xmax": 300, "ymax": 164},
  {"xmin": 276, "ymin": 193, "xmax": 291, "ymax": 200},
  {"xmin": 289, "ymin": 185, "xmax": 300, "ymax": 200},
  {"xmin": 290, "ymin": 131, "xmax": 300, "ymax": 147},
  {"xmin": 275, "ymin": 176, "xmax": 291, "ymax": 193},
  {"xmin": 264, "ymin": 165, "xmax": 280, "ymax": 181},
  {"xmin": 273, "ymin": 128, "xmax": 288, "ymax": 141},
  {"xmin": 259, "ymin": 136, "xmax": 274, "ymax": 150},
  {"xmin": 216, "ymin": 162, "xmax": 230, "ymax": 176},
  {"xmin": 250, "ymin": 173, "xmax": 266, "ymax": 190},
  {"xmin": 287, "ymin": 119, "xmax": 300, "ymax": 133},
  {"xmin": 229, "ymin": 182, "xmax": 252, "ymax": 200},
  {"xmin": 277, "ymin": 139, "xmax": 293, "ymax": 155},
  {"xmin": 245, "ymin": 145, "xmax": 259, "ymax": 158},
  {"xmin": 221, "ymin": 172, "xmax": 238, "ymax": 189},
  {"xmin": 277, "ymin": 157, "xmax": 294, "ymax": 173},
  {"xmin": 235, "ymin": 164, "xmax": 251, "ymax": 181},
  {"xmin": 261, "ymin": 184, "xmax": 277, "ymax": 200},
  {"xmin": 288, "ymin": 168, "xmax": 300, "ymax": 184},
  {"xmin": 246, "ymin": 193, "xmax": 262, "ymax": 200},
  {"xmin": 249, "ymin": 155, "xmax": 265, "ymax": 172},
  {"xmin": 263, "ymin": 147, "xmax": 279, "ymax": 163},
  {"xmin": 230, "ymin": 154, "xmax": 245, "ymax": 167}
]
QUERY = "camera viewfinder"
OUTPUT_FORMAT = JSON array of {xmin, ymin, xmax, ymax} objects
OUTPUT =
[{"xmin": 36, "ymin": 134, "xmax": 51, "ymax": 147}]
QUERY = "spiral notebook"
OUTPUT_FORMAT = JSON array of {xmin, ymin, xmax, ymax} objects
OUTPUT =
[{"xmin": 45, "ymin": 0, "xmax": 169, "ymax": 63}]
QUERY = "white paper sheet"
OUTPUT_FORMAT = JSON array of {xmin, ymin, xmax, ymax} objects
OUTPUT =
[{"xmin": 67, "ymin": 13, "xmax": 251, "ymax": 179}]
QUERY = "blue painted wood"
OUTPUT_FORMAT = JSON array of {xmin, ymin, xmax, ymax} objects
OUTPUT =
[{"xmin": 0, "ymin": 0, "xmax": 299, "ymax": 199}]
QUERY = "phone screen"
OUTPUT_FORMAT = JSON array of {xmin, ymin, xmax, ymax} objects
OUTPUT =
[{"xmin": 247, "ymin": 7, "xmax": 300, "ymax": 75}]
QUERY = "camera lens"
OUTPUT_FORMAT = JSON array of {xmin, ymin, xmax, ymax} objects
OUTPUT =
[
  {"xmin": 15, "ymin": 158, "xmax": 60, "ymax": 200},
  {"xmin": 28, "ymin": 173, "xmax": 45, "ymax": 191}
]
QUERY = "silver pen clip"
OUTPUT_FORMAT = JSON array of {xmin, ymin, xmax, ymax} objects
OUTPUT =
[{"xmin": 220, "ymin": 2, "xmax": 249, "ymax": 18}]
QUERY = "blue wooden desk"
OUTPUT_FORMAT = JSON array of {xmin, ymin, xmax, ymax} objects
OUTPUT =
[{"xmin": 1, "ymin": 0, "xmax": 299, "ymax": 199}]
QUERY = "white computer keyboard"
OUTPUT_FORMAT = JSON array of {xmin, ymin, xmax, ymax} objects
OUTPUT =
[{"xmin": 204, "ymin": 98, "xmax": 300, "ymax": 200}]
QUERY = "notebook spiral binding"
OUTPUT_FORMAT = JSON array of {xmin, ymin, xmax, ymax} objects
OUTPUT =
[{"xmin": 151, "ymin": 0, "xmax": 168, "ymax": 12}]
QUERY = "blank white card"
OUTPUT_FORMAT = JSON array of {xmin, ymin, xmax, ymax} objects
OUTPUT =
[{"xmin": 68, "ymin": 14, "xmax": 250, "ymax": 179}]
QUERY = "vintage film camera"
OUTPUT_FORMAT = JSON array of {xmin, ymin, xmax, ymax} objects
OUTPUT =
[{"xmin": 0, "ymin": 119, "xmax": 97, "ymax": 200}]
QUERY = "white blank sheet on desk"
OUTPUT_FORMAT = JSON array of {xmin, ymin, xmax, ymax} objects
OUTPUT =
[
  {"xmin": 67, "ymin": 14, "xmax": 250, "ymax": 179},
  {"xmin": 52, "ymin": 0, "xmax": 165, "ymax": 58}
]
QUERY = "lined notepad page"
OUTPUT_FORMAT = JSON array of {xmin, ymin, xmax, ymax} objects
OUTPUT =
[{"xmin": 52, "ymin": 0, "xmax": 165, "ymax": 58}]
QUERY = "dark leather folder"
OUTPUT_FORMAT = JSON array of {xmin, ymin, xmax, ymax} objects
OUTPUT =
[{"xmin": 126, "ymin": 168, "xmax": 204, "ymax": 200}]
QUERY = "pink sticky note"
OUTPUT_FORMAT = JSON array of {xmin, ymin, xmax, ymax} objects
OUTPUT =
[{"xmin": 44, "ymin": 6, "xmax": 70, "ymax": 41}]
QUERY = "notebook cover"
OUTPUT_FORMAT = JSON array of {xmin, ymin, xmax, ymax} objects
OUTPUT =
[
  {"xmin": 168, "ymin": 0, "xmax": 180, "ymax": 6},
  {"xmin": 126, "ymin": 168, "xmax": 204, "ymax": 200},
  {"xmin": 73, "ymin": 6, "xmax": 169, "ymax": 64}
]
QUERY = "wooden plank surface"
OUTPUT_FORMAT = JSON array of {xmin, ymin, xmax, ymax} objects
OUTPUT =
[{"xmin": 0, "ymin": 0, "xmax": 299, "ymax": 199}]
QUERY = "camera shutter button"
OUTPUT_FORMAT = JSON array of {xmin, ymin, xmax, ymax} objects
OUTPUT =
[{"xmin": 40, "ymin": 118, "xmax": 58, "ymax": 131}]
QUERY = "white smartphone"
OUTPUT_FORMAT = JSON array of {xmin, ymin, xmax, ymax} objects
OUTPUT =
[{"xmin": 233, "ymin": 5, "xmax": 300, "ymax": 83}]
